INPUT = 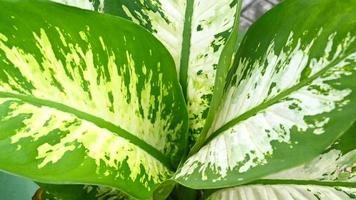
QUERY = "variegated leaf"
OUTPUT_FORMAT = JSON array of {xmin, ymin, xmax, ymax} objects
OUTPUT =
[
  {"xmin": 206, "ymin": 185, "xmax": 356, "ymax": 200},
  {"xmin": 51, "ymin": 0, "xmax": 242, "ymax": 143},
  {"xmin": 175, "ymin": 0, "xmax": 356, "ymax": 188},
  {"xmin": 205, "ymin": 124, "xmax": 356, "ymax": 200},
  {"xmin": 265, "ymin": 122, "xmax": 356, "ymax": 183},
  {"xmin": 0, "ymin": 1, "xmax": 187, "ymax": 199}
]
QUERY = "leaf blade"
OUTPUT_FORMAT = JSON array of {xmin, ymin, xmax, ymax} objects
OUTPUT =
[
  {"xmin": 0, "ymin": 1, "xmax": 187, "ymax": 198},
  {"xmin": 175, "ymin": 0, "xmax": 356, "ymax": 188},
  {"xmin": 206, "ymin": 185, "xmax": 356, "ymax": 200},
  {"xmin": 205, "ymin": 124, "xmax": 356, "ymax": 199}
]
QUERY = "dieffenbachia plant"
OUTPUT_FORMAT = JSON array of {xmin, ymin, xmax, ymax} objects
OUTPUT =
[
  {"xmin": 0, "ymin": 0, "xmax": 355, "ymax": 199},
  {"xmin": 51, "ymin": 0, "xmax": 241, "ymax": 143}
]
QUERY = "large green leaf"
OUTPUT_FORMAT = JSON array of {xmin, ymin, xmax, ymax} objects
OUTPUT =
[
  {"xmin": 52, "ymin": 0, "xmax": 242, "ymax": 143},
  {"xmin": 175, "ymin": 0, "xmax": 356, "ymax": 188},
  {"xmin": 205, "ymin": 123, "xmax": 356, "ymax": 199},
  {"xmin": 0, "ymin": 1, "xmax": 188, "ymax": 199}
]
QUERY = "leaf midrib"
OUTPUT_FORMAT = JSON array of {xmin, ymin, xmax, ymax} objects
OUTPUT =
[
  {"xmin": 202, "ymin": 54, "xmax": 349, "ymax": 147},
  {"xmin": 179, "ymin": 0, "xmax": 194, "ymax": 99},
  {"xmin": 0, "ymin": 91, "xmax": 174, "ymax": 170}
]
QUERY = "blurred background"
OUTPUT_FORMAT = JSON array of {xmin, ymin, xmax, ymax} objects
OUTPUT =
[
  {"xmin": 0, "ymin": 0, "xmax": 280, "ymax": 199},
  {"xmin": 0, "ymin": 172, "xmax": 38, "ymax": 200},
  {"xmin": 240, "ymin": 0, "xmax": 280, "ymax": 31}
]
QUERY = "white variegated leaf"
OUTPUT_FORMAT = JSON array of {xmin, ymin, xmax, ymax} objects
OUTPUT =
[
  {"xmin": 206, "ymin": 125, "xmax": 356, "ymax": 200},
  {"xmin": 206, "ymin": 185, "xmax": 356, "ymax": 200},
  {"xmin": 175, "ymin": 0, "xmax": 356, "ymax": 188},
  {"xmin": 265, "ymin": 122, "xmax": 356, "ymax": 182},
  {"xmin": 51, "ymin": 0, "xmax": 242, "ymax": 143},
  {"xmin": 266, "ymin": 149, "xmax": 356, "ymax": 182}
]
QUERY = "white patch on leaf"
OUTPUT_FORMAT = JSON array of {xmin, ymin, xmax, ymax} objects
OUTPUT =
[
  {"xmin": 121, "ymin": 0, "xmax": 185, "ymax": 70},
  {"xmin": 51, "ymin": 0, "xmax": 95, "ymax": 10}
]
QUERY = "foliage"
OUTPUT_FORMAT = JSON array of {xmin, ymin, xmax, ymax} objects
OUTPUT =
[{"xmin": 0, "ymin": 0, "xmax": 355, "ymax": 199}]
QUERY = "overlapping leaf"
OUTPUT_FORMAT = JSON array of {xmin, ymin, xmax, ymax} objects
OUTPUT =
[
  {"xmin": 265, "ymin": 123, "xmax": 356, "ymax": 184},
  {"xmin": 0, "ymin": 1, "xmax": 187, "ymax": 199},
  {"xmin": 176, "ymin": 0, "xmax": 356, "ymax": 188},
  {"xmin": 206, "ymin": 123, "xmax": 356, "ymax": 199},
  {"xmin": 52, "ymin": 0, "xmax": 242, "ymax": 143},
  {"xmin": 34, "ymin": 184, "xmax": 133, "ymax": 200},
  {"xmin": 206, "ymin": 185, "xmax": 355, "ymax": 200}
]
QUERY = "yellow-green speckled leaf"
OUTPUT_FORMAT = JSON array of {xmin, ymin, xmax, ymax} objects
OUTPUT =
[
  {"xmin": 0, "ymin": 1, "xmax": 187, "ymax": 199},
  {"xmin": 51, "ymin": 0, "xmax": 242, "ymax": 145}
]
